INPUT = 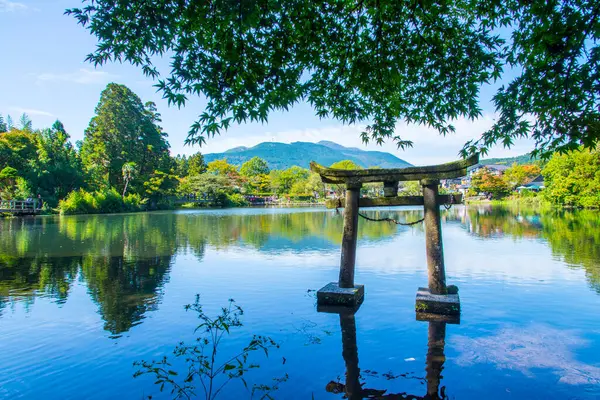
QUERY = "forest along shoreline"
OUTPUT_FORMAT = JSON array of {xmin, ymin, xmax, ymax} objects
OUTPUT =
[{"xmin": 2, "ymin": 83, "xmax": 599, "ymax": 216}]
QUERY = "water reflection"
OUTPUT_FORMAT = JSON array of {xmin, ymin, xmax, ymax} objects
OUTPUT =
[
  {"xmin": 81, "ymin": 256, "xmax": 172, "ymax": 336},
  {"xmin": 452, "ymin": 324, "xmax": 600, "ymax": 385},
  {"xmin": 324, "ymin": 304, "xmax": 452, "ymax": 399},
  {"xmin": 1, "ymin": 206, "xmax": 599, "ymax": 335},
  {"xmin": 0, "ymin": 256, "xmax": 78, "ymax": 313},
  {"xmin": 444, "ymin": 206, "xmax": 600, "ymax": 293}
]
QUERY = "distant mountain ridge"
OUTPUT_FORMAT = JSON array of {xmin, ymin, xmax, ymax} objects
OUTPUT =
[
  {"xmin": 204, "ymin": 141, "xmax": 412, "ymax": 170},
  {"xmin": 480, "ymin": 153, "xmax": 537, "ymax": 166}
]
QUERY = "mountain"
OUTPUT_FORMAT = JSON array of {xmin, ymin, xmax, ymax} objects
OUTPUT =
[
  {"xmin": 481, "ymin": 153, "xmax": 538, "ymax": 166},
  {"xmin": 204, "ymin": 141, "xmax": 412, "ymax": 170}
]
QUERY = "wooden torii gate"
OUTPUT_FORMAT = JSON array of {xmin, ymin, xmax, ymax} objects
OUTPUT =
[{"xmin": 310, "ymin": 155, "xmax": 478, "ymax": 315}]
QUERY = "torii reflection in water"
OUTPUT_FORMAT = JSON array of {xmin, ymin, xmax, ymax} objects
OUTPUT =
[{"xmin": 321, "ymin": 305, "xmax": 456, "ymax": 400}]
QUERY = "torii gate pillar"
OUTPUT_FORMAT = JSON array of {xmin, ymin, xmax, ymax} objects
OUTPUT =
[
  {"xmin": 422, "ymin": 179, "xmax": 447, "ymax": 294},
  {"xmin": 316, "ymin": 183, "xmax": 365, "ymax": 307},
  {"xmin": 416, "ymin": 179, "xmax": 460, "ymax": 315}
]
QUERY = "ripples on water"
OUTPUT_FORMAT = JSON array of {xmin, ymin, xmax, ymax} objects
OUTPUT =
[{"xmin": 0, "ymin": 205, "xmax": 599, "ymax": 399}]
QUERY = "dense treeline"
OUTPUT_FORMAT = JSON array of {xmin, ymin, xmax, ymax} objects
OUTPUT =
[
  {"xmin": 470, "ymin": 147, "xmax": 600, "ymax": 208},
  {"xmin": 0, "ymin": 116, "xmax": 84, "ymax": 206},
  {"xmin": 0, "ymin": 83, "xmax": 355, "ymax": 214},
  {"xmin": 0, "ymin": 84, "xmax": 181, "ymax": 213},
  {"xmin": 2, "ymin": 82, "xmax": 597, "ymax": 213}
]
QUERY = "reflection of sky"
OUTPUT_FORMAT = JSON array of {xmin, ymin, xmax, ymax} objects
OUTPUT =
[
  {"xmin": 452, "ymin": 324, "xmax": 600, "ymax": 385},
  {"xmin": 1, "ymin": 207, "xmax": 600, "ymax": 399}
]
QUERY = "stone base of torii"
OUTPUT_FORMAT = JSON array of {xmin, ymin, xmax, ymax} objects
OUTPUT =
[{"xmin": 310, "ymin": 155, "xmax": 478, "ymax": 316}]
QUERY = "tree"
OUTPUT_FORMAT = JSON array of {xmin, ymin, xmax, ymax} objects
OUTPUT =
[
  {"xmin": 273, "ymin": 166, "xmax": 310, "ymax": 195},
  {"xmin": 399, "ymin": 181, "xmax": 421, "ymax": 196},
  {"xmin": 68, "ymin": 1, "xmax": 600, "ymax": 158},
  {"xmin": 143, "ymin": 170, "xmax": 179, "ymax": 206},
  {"xmin": 6, "ymin": 115, "xmax": 13, "ymax": 130},
  {"xmin": 187, "ymin": 152, "xmax": 206, "ymax": 176},
  {"xmin": 80, "ymin": 83, "xmax": 171, "ymax": 193},
  {"xmin": 503, "ymin": 163, "xmax": 541, "ymax": 190},
  {"xmin": 0, "ymin": 129, "xmax": 38, "ymax": 182},
  {"xmin": 34, "ymin": 122, "xmax": 85, "ymax": 204},
  {"xmin": 174, "ymin": 154, "xmax": 189, "ymax": 177},
  {"xmin": 240, "ymin": 157, "xmax": 270, "ymax": 193},
  {"xmin": 0, "ymin": 114, "xmax": 7, "ymax": 133},
  {"xmin": 19, "ymin": 113, "xmax": 32, "ymax": 132},
  {"xmin": 542, "ymin": 147, "xmax": 600, "ymax": 208},
  {"xmin": 0, "ymin": 167, "xmax": 18, "ymax": 197},
  {"xmin": 330, "ymin": 160, "xmax": 362, "ymax": 170},
  {"xmin": 240, "ymin": 157, "xmax": 270, "ymax": 177},
  {"xmin": 470, "ymin": 168, "xmax": 511, "ymax": 199},
  {"xmin": 206, "ymin": 159, "xmax": 238, "ymax": 177},
  {"xmin": 121, "ymin": 162, "xmax": 137, "ymax": 196},
  {"xmin": 179, "ymin": 174, "xmax": 234, "ymax": 206},
  {"xmin": 0, "ymin": 167, "xmax": 30, "ymax": 200}
]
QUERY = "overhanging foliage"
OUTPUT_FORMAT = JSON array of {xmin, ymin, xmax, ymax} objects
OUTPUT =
[{"xmin": 67, "ymin": 0, "xmax": 600, "ymax": 158}]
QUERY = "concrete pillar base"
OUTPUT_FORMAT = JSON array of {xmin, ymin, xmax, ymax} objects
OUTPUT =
[
  {"xmin": 415, "ymin": 287, "xmax": 460, "ymax": 315},
  {"xmin": 416, "ymin": 312, "xmax": 460, "ymax": 324},
  {"xmin": 317, "ymin": 282, "xmax": 364, "ymax": 306}
]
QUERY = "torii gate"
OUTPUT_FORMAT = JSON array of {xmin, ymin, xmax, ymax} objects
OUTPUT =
[{"xmin": 310, "ymin": 155, "xmax": 479, "ymax": 315}]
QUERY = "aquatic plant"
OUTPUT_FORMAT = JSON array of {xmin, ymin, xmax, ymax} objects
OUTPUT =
[{"xmin": 133, "ymin": 295, "xmax": 282, "ymax": 400}]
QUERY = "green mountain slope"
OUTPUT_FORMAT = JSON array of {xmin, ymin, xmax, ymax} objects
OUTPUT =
[
  {"xmin": 481, "ymin": 153, "xmax": 538, "ymax": 166},
  {"xmin": 204, "ymin": 141, "xmax": 412, "ymax": 170}
]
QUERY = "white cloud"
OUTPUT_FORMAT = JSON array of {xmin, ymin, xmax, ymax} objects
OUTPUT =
[
  {"xmin": 9, "ymin": 107, "xmax": 54, "ymax": 117},
  {"xmin": 196, "ymin": 114, "xmax": 534, "ymax": 165},
  {"xmin": 36, "ymin": 68, "xmax": 118, "ymax": 85},
  {"xmin": 0, "ymin": 0, "xmax": 27, "ymax": 12}
]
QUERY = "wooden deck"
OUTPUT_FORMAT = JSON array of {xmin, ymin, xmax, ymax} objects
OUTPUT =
[{"xmin": 0, "ymin": 200, "xmax": 42, "ymax": 215}]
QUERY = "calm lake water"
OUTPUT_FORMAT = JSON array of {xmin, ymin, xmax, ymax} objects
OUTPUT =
[{"xmin": 1, "ymin": 206, "xmax": 599, "ymax": 399}]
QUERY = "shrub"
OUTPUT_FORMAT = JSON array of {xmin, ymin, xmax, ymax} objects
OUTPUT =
[
  {"xmin": 94, "ymin": 188, "xmax": 123, "ymax": 213},
  {"xmin": 225, "ymin": 193, "xmax": 248, "ymax": 207},
  {"xmin": 59, "ymin": 188, "xmax": 145, "ymax": 215},
  {"xmin": 58, "ymin": 189, "xmax": 94, "ymax": 215},
  {"xmin": 123, "ymin": 193, "xmax": 146, "ymax": 211},
  {"xmin": 519, "ymin": 188, "xmax": 536, "ymax": 198}
]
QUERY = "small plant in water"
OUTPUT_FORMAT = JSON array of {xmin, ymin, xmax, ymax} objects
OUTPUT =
[{"xmin": 134, "ymin": 295, "xmax": 281, "ymax": 400}]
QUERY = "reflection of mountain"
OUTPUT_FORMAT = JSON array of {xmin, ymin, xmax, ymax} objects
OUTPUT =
[
  {"xmin": 446, "ymin": 206, "xmax": 600, "ymax": 294},
  {"xmin": 81, "ymin": 256, "xmax": 172, "ymax": 335},
  {"xmin": 176, "ymin": 210, "xmax": 400, "ymax": 250}
]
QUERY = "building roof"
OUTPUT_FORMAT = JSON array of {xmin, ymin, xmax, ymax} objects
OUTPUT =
[
  {"xmin": 486, "ymin": 164, "xmax": 510, "ymax": 172},
  {"xmin": 528, "ymin": 174, "xmax": 544, "ymax": 184},
  {"xmin": 467, "ymin": 163, "xmax": 510, "ymax": 172}
]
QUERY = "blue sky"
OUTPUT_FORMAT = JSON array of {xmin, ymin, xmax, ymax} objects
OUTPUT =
[{"xmin": 0, "ymin": 0, "xmax": 533, "ymax": 165}]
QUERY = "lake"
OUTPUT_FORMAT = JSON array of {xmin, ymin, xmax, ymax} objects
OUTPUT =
[{"xmin": 0, "ymin": 206, "xmax": 599, "ymax": 399}]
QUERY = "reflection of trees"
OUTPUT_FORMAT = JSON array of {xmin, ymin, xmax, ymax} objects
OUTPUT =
[
  {"xmin": 81, "ymin": 255, "xmax": 172, "ymax": 335},
  {"xmin": 444, "ymin": 206, "xmax": 541, "ymax": 239},
  {"xmin": 0, "ymin": 213, "xmax": 183, "ymax": 335},
  {"xmin": 446, "ymin": 206, "xmax": 600, "ymax": 294},
  {"xmin": 325, "ymin": 307, "xmax": 450, "ymax": 399},
  {"xmin": 541, "ymin": 210, "xmax": 600, "ymax": 294},
  {"xmin": 0, "ymin": 256, "xmax": 79, "ymax": 313},
  {"xmin": 0, "ymin": 208, "xmax": 420, "ymax": 334}
]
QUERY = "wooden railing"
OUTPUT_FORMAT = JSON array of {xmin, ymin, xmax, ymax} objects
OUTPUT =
[{"xmin": 0, "ymin": 199, "xmax": 40, "ymax": 214}]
